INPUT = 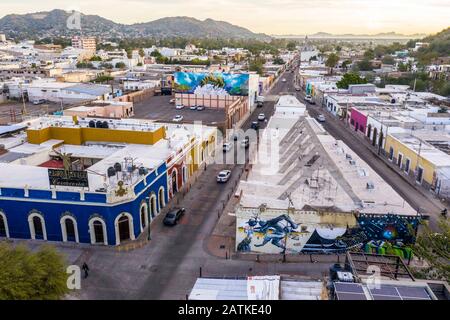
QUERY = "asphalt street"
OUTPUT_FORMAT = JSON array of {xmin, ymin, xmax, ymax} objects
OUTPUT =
[{"xmin": 297, "ymin": 92, "xmax": 447, "ymax": 231}]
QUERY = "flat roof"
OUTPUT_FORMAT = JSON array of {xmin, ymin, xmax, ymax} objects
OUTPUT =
[{"xmin": 237, "ymin": 101, "xmax": 415, "ymax": 215}]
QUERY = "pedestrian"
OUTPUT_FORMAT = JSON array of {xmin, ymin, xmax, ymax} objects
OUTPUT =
[{"xmin": 82, "ymin": 262, "xmax": 90, "ymax": 279}]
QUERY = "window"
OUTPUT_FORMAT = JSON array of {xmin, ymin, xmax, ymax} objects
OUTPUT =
[
  {"xmin": 389, "ymin": 147, "xmax": 394, "ymax": 160},
  {"xmin": 405, "ymin": 158, "xmax": 411, "ymax": 173}
]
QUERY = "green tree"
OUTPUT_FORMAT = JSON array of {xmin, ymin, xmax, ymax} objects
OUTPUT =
[
  {"xmin": 398, "ymin": 62, "xmax": 408, "ymax": 72},
  {"xmin": 249, "ymin": 57, "xmax": 266, "ymax": 76},
  {"xmin": 357, "ymin": 59, "xmax": 373, "ymax": 71},
  {"xmin": 138, "ymin": 48, "xmax": 145, "ymax": 58},
  {"xmin": 89, "ymin": 56, "xmax": 102, "ymax": 62},
  {"xmin": 336, "ymin": 73, "xmax": 368, "ymax": 89},
  {"xmin": 286, "ymin": 41, "xmax": 297, "ymax": 51},
  {"xmin": 364, "ymin": 49, "xmax": 375, "ymax": 60},
  {"xmin": 0, "ymin": 244, "xmax": 69, "ymax": 300},
  {"xmin": 273, "ymin": 56, "xmax": 285, "ymax": 65},
  {"xmin": 325, "ymin": 53, "xmax": 340, "ymax": 74},
  {"xmin": 381, "ymin": 55, "xmax": 395, "ymax": 65},
  {"xmin": 412, "ymin": 218, "xmax": 450, "ymax": 282},
  {"xmin": 115, "ymin": 62, "xmax": 126, "ymax": 69}
]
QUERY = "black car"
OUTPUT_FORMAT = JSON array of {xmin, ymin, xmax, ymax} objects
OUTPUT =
[
  {"xmin": 251, "ymin": 121, "xmax": 260, "ymax": 130},
  {"xmin": 163, "ymin": 208, "xmax": 186, "ymax": 226}
]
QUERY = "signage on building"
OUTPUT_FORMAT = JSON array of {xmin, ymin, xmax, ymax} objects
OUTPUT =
[
  {"xmin": 174, "ymin": 72, "xmax": 249, "ymax": 96},
  {"xmin": 48, "ymin": 169, "xmax": 89, "ymax": 188}
]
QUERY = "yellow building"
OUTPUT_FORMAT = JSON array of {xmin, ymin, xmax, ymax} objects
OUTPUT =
[{"xmin": 384, "ymin": 132, "xmax": 450, "ymax": 189}]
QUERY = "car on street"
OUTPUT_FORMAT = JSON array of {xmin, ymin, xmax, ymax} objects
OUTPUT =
[
  {"xmin": 216, "ymin": 170, "xmax": 232, "ymax": 183},
  {"xmin": 32, "ymin": 99, "xmax": 46, "ymax": 105},
  {"xmin": 258, "ymin": 113, "xmax": 266, "ymax": 121},
  {"xmin": 223, "ymin": 142, "xmax": 232, "ymax": 152},
  {"xmin": 173, "ymin": 115, "xmax": 184, "ymax": 122},
  {"xmin": 169, "ymin": 98, "xmax": 176, "ymax": 104},
  {"xmin": 317, "ymin": 114, "xmax": 326, "ymax": 122},
  {"xmin": 196, "ymin": 106, "xmax": 205, "ymax": 111},
  {"xmin": 295, "ymin": 87, "xmax": 301, "ymax": 91},
  {"xmin": 282, "ymin": 79, "xmax": 287, "ymax": 82},
  {"xmin": 163, "ymin": 208, "xmax": 186, "ymax": 226},
  {"xmin": 175, "ymin": 104, "xmax": 184, "ymax": 109},
  {"xmin": 305, "ymin": 95, "xmax": 315, "ymax": 104},
  {"xmin": 189, "ymin": 105, "xmax": 197, "ymax": 110},
  {"xmin": 251, "ymin": 121, "xmax": 260, "ymax": 130}
]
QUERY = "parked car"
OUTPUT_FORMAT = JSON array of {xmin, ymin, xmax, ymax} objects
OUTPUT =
[
  {"xmin": 163, "ymin": 208, "xmax": 186, "ymax": 226},
  {"xmin": 32, "ymin": 99, "xmax": 46, "ymax": 105},
  {"xmin": 251, "ymin": 121, "xmax": 260, "ymax": 130},
  {"xmin": 190, "ymin": 105, "xmax": 197, "ymax": 110},
  {"xmin": 258, "ymin": 113, "xmax": 266, "ymax": 121},
  {"xmin": 317, "ymin": 114, "xmax": 326, "ymax": 122},
  {"xmin": 196, "ymin": 106, "xmax": 205, "ymax": 111},
  {"xmin": 169, "ymin": 98, "xmax": 176, "ymax": 104},
  {"xmin": 216, "ymin": 170, "xmax": 232, "ymax": 183},
  {"xmin": 173, "ymin": 115, "xmax": 184, "ymax": 122},
  {"xmin": 241, "ymin": 137, "xmax": 250, "ymax": 148},
  {"xmin": 305, "ymin": 95, "xmax": 315, "ymax": 104},
  {"xmin": 175, "ymin": 104, "xmax": 184, "ymax": 110},
  {"xmin": 223, "ymin": 143, "xmax": 232, "ymax": 152},
  {"xmin": 282, "ymin": 79, "xmax": 287, "ymax": 82}
]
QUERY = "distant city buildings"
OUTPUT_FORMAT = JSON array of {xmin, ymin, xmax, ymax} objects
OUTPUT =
[{"xmin": 71, "ymin": 36, "xmax": 97, "ymax": 52}]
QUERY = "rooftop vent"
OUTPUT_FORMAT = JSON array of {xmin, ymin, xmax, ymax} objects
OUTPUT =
[{"xmin": 366, "ymin": 181, "xmax": 375, "ymax": 189}]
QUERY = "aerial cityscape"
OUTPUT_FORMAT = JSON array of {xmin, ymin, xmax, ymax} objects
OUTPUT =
[{"xmin": 0, "ymin": 0, "xmax": 449, "ymax": 307}]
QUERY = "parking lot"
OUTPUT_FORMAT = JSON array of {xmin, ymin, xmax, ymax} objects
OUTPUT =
[
  {"xmin": 132, "ymin": 95, "xmax": 226, "ymax": 126},
  {"xmin": 0, "ymin": 100, "xmax": 66, "ymax": 124}
]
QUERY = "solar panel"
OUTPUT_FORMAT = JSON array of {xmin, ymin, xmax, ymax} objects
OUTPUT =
[
  {"xmin": 334, "ymin": 282, "xmax": 368, "ymax": 300},
  {"xmin": 372, "ymin": 294, "xmax": 402, "ymax": 300},
  {"xmin": 368, "ymin": 285, "xmax": 432, "ymax": 300},
  {"xmin": 337, "ymin": 293, "xmax": 368, "ymax": 300}
]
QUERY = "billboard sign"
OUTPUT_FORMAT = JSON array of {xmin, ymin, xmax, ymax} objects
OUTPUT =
[
  {"xmin": 174, "ymin": 72, "xmax": 249, "ymax": 96},
  {"xmin": 48, "ymin": 169, "xmax": 89, "ymax": 188}
]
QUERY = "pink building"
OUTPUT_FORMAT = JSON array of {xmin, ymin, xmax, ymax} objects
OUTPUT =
[{"xmin": 349, "ymin": 107, "xmax": 368, "ymax": 133}]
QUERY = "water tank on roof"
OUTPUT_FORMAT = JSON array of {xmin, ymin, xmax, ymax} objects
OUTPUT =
[
  {"xmin": 88, "ymin": 120, "xmax": 95, "ymax": 128},
  {"xmin": 102, "ymin": 121, "xmax": 109, "ymax": 129},
  {"xmin": 107, "ymin": 167, "xmax": 116, "ymax": 177},
  {"xmin": 96, "ymin": 121, "xmax": 103, "ymax": 128},
  {"xmin": 139, "ymin": 167, "xmax": 148, "ymax": 175},
  {"xmin": 114, "ymin": 162, "xmax": 122, "ymax": 172}
]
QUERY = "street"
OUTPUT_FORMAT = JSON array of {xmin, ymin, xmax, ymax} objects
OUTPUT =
[{"xmin": 296, "ymin": 91, "xmax": 447, "ymax": 231}]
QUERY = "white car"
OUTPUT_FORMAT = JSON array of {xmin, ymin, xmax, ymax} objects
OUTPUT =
[
  {"xmin": 169, "ymin": 98, "xmax": 176, "ymax": 104},
  {"xmin": 189, "ymin": 105, "xmax": 197, "ymax": 110},
  {"xmin": 175, "ymin": 104, "xmax": 184, "ymax": 110},
  {"xmin": 317, "ymin": 114, "xmax": 326, "ymax": 122},
  {"xmin": 223, "ymin": 143, "xmax": 232, "ymax": 152},
  {"xmin": 282, "ymin": 79, "xmax": 287, "ymax": 82},
  {"xmin": 217, "ymin": 170, "xmax": 232, "ymax": 183},
  {"xmin": 173, "ymin": 115, "xmax": 183, "ymax": 122},
  {"xmin": 258, "ymin": 113, "xmax": 266, "ymax": 121}
]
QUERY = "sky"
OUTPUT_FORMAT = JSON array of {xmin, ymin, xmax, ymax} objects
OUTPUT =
[{"xmin": 0, "ymin": 0, "xmax": 449, "ymax": 35}]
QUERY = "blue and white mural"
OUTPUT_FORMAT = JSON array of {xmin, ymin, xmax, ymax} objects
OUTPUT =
[{"xmin": 174, "ymin": 72, "xmax": 250, "ymax": 96}]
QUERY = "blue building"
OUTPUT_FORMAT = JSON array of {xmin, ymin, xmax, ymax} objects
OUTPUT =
[{"xmin": 0, "ymin": 116, "xmax": 216, "ymax": 245}]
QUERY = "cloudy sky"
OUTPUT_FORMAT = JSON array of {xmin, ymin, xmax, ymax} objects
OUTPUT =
[{"xmin": 1, "ymin": 0, "xmax": 449, "ymax": 35}]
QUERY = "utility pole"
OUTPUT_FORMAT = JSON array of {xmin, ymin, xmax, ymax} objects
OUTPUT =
[{"xmin": 20, "ymin": 83, "xmax": 27, "ymax": 116}]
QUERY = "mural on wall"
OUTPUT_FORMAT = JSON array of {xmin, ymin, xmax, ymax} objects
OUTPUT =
[
  {"xmin": 174, "ymin": 72, "xmax": 249, "ymax": 96},
  {"xmin": 236, "ymin": 209, "xmax": 419, "ymax": 255}
]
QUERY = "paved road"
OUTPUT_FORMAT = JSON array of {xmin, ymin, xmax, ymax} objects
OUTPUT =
[
  {"xmin": 66, "ymin": 61, "xmax": 334, "ymax": 300},
  {"xmin": 297, "ymin": 92, "xmax": 446, "ymax": 231}
]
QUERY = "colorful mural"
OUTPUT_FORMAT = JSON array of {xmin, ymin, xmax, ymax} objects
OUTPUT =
[
  {"xmin": 174, "ymin": 72, "xmax": 250, "ymax": 96},
  {"xmin": 236, "ymin": 209, "xmax": 419, "ymax": 255}
]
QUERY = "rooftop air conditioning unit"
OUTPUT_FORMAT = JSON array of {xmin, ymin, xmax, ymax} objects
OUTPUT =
[
  {"xmin": 349, "ymin": 160, "xmax": 356, "ymax": 165},
  {"xmin": 366, "ymin": 182, "xmax": 375, "ymax": 189}
]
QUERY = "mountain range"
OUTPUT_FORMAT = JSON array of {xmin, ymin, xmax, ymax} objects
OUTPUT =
[
  {"xmin": 273, "ymin": 32, "xmax": 427, "ymax": 39},
  {"xmin": 0, "ymin": 9, "xmax": 270, "ymax": 40}
]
